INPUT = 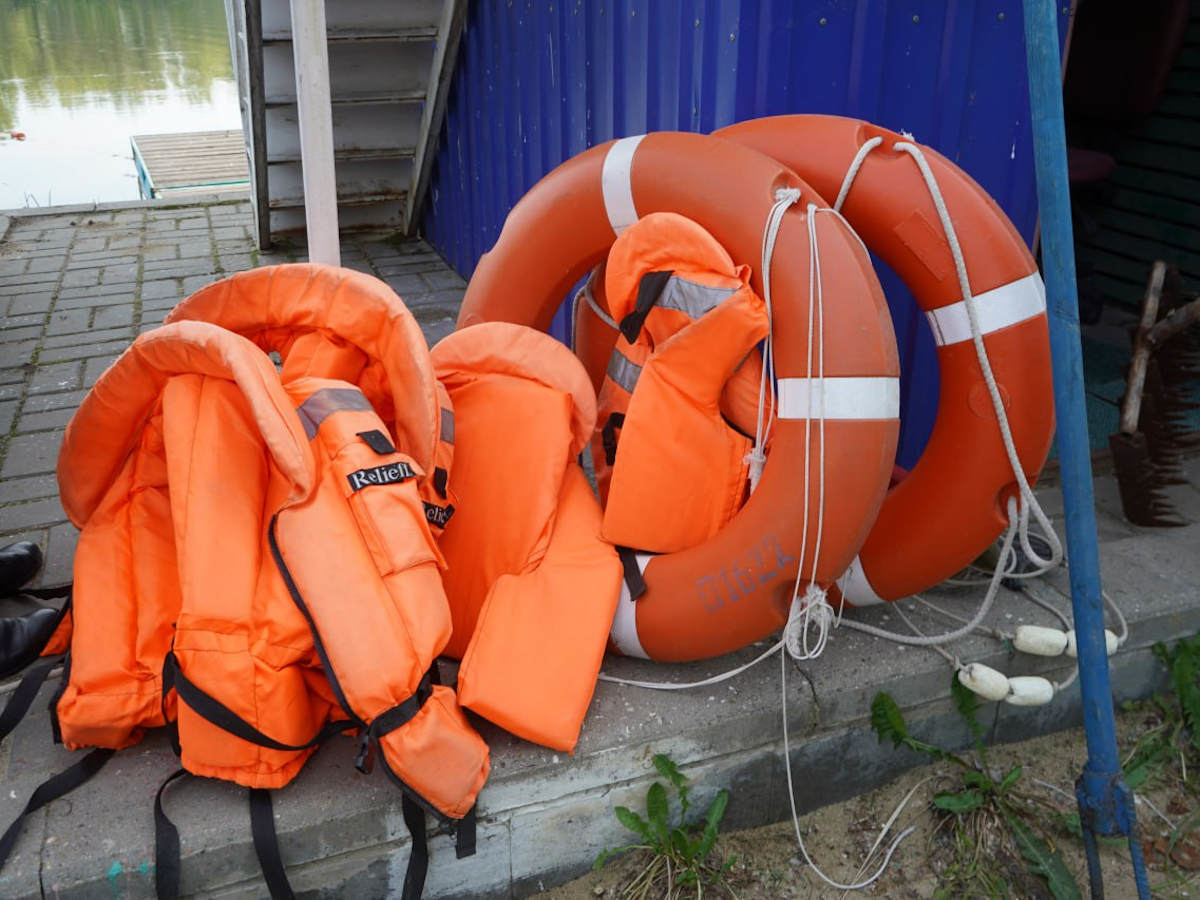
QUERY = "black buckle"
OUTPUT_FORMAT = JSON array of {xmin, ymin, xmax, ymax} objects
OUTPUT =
[{"xmin": 354, "ymin": 730, "xmax": 378, "ymax": 775}]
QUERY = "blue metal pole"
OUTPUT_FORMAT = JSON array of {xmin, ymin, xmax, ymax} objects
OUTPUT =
[{"xmin": 1020, "ymin": 2, "xmax": 1150, "ymax": 897}]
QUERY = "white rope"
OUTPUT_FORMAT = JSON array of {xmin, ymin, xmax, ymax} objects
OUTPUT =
[
  {"xmin": 833, "ymin": 136, "xmax": 883, "ymax": 213},
  {"xmin": 781, "ymin": 647, "xmax": 916, "ymax": 890},
  {"xmin": 748, "ymin": 188, "xmax": 801, "ymax": 493},
  {"xmin": 891, "ymin": 140, "xmax": 1063, "ymax": 574},
  {"xmin": 595, "ymin": 639, "xmax": 783, "ymax": 690},
  {"xmin": 781, "ymin": 204, "xmax": 838, "ymax": 661},
  {"xmin": 582, "ymin": 273, "xmax": 619, "ymax": 331}
]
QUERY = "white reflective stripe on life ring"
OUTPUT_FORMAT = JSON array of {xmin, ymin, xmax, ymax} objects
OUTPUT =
[
  {"xmin": 601, "ymin": 135, "xmax": 646, "ymax": 236},
  {"xmin": 836, "ymin": 555, "xmax": 886, "ymax": 606},
  {"xmin": 609, "ymin": 551, "xmax": 653, "ymax": 658},
  {"xmin": 925, "ymin": 273, "xmax": 1046, "ymax": 347},
  {"xmin": 776, "ymin": 377, "xmax": 900, "ymax": 420}
]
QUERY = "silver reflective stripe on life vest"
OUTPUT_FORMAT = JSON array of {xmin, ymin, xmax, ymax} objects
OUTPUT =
[
  {"xmin": 657, "ymin": 276, "xmax": 737, "ymax": 318},
  {"xmin": 607, "ymin": 349, "xmax": 643, "ymax": 393},
  {"xmin": 439, "ymin": 408, "xmax": 455, "ymax": 444},
  {"xmin": 296, "ymin": 387, "xmax": 373, "ymax": 439}
]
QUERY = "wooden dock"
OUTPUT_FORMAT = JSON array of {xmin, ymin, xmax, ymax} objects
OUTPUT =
[{"xmin": 130, "ymin": 130, "xmax": 250, "ymax": 199}]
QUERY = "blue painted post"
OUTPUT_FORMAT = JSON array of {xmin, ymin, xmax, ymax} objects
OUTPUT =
[{"xmin": 1020, "ymin": 1, "xmax": 1150, "ymax": 897}]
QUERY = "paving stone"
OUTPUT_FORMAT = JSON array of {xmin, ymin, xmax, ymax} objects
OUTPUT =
[
  {"xmin": 0, "ymin": 399, "xmax": 15, "ymax": 433},
  {"xmin": 421, "ymin": 269, "xmax": 467, "ymax": 290},
  {"xmin": 0, "ymin": 326, "xmax": 42, "ymax": 342},
  {"xmin": 0, "ymin": 473, "xmax": 58, "ymax": 505},
  {"xmin": 0, "ymin": 340, "xmax": 39, "ymax": 369},
  {"xmin": 25, "ymin": 255, "xmax": 63, "ymax": 275},
  {"xmin": 143, "ymin": 257, "xmax": 216, "ymax": 276},
  {"xmin": 83, "ymin": 355, "xmax": 117, "ymax": 387},
  {"xmin": 383, "ymin": 273, "xmax": 429, "ymax": 297},
  {"xmin": 0, "ymin": 367, "xmax": 25, "ymax": 386},
  {"xmin": 28, "ymin": 362, "xmax": 82, "ymax": 395},
  {"xmin": 54, "ymin": 287, "xmax": 138, "ymax": 310},
  {"xmin": 16, "ymin": 404, "xmax": 78, "ymax": 433},
  {"xmin": 70, "ymin": 236, "xmax": 107, "ymax": 254},
  {"xmin": 92, "ymin": 305, "xmax": 135, "ymax": 330},
  {"xmin": 42, "ymin": 522, "xmax": 79, "ymax": 584},
  {"xmin": 141, "ymin": 278, "xmax": 182, "ymax": 300},
  {"xmin": 0, "ymin": 496, "xmax": 67, "ymax": 533},
  {"xmin": 141, "ymin": 244, "xmax": 180, "ymax": 261},
  {"xmin": 182, "ymin": 274, "xmax": 219, "ymax": 296},
  {"xmin": 0, "ymin": 259, "xmax": 29, "ymax": 277},
  {"xmin": 1, "ymin": 314, "xmax": 45, "ymax": 331},
  {"xmin": 21, "ymin": 389, "xmax": 86, "ymax": 414},
  {"xmin": 38, "ymin": 339, "xmax": 129, "ymax": 365},
  {"xmin": 101, "ymin": 262, "xmax": 140, "ymax": 284},
  {"xmin": 42, "ymin": 326, "xmax": 131, "ymax": 350},
  {"xmin": 59, "ymin": 267, "xmax": 100, "ymax": 289},
  {"xmin": 5, "ymin": 291, "xmax": 53, "ymax": 315},
  {"xmin": 0, "ymin": 430, "xmax": 64, "ymax": 478},
  {"xmin": 107, "ymin": 233, "xmax": 142, "ymax": 251},
  {"xmin": 45, "ymin": 308, "xmax": 91, "ymax": 336}
]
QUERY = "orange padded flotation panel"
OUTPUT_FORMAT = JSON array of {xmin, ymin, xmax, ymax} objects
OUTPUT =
[
  {"xmin": 432, "ymin": 323, "xmax": 622, "ymax": 751},
  {"xmin": 594, "ymin": 212, "xmax": 768, "ymax": 553}
]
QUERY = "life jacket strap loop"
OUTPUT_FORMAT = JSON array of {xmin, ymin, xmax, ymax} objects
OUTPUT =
[
  {"xmin": 618, "ymin": 269, "xmax": 674, "ymax": 342},
  {"xmin": 601, "ymin": 413, "xmax": 626, "ymax": 466},
  {"xmin": 353, "ymin": 670, "xmax": 434, "ymax": 775}
]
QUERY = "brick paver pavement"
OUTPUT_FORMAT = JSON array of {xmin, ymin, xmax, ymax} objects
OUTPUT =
[{"xmin": 0, "ymin": 197, "xmax": 466, "ymax": 579}]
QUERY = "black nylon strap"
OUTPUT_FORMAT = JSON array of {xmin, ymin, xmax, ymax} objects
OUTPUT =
[
  {"xmin": 165, "ymin": 652, "xmax": 352, "ymax": 752},
  {"xmin": 401, "ymin": 793, "xmax": 429, "ymax": 900},
  {"xmin": 455, "ymin": 805, "xmax": 477, "ymax": 859},
  {"xmin": 0, "ymin": 653, "xmax": 62, "ymax": 741},
  {"xmin": 601, "ymin": 413, "xmax": 626, "ymax": 466},
  {"xmin": 432, "ymin": 466, "xmax": 449, "ymax": 500},
  {"xmin": 249, "ymin": 789, "xmax": 297, "ymax": 900},
  {"xmin": 619, "ymin": 269, "xmax": 674, "ymax": 342},
  {"xmin": 616, "ymin": 546, "xmax": 648, "ymax": 601},
  {"xmin": 357, "ymin": 429, "xmax": 397, "ymax": 455},
  {"xmin": 154, "ymin": 768, "xmax": 189, "ymax": 900},
  {"xmin": 0, "ymin": 747, "xmax": 113, "ymax": 869},
  {"xmin": 18, "ymin": 584, "xmax": 72, "ymax": 602}
]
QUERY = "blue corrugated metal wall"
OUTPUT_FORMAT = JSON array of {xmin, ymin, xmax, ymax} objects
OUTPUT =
[{"xmin": 421, "ymin": 0, "xmax": 1070, "ymax": 467}]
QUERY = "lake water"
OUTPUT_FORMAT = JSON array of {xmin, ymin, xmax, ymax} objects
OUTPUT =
[{"xmin": 0, "ymin": 0, "xmax": 241, "ymax": 210}]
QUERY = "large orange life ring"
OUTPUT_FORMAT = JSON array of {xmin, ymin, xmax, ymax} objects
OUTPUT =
[
  {"xmin": 459, "ymin": 131, "xmax": 900, "ymax": 661},
  {"xmin": 714, "ymin": 115, "xmax": 1055, "ymax": 605}
]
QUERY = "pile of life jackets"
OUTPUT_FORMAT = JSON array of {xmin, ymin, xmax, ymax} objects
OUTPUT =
[{"xmin": 1, "ymin": 114, "xmax": 1055, "ymax": 899}]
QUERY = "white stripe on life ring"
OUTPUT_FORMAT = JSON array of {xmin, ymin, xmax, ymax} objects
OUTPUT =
[
  {"xmin": 925, "ymin": 273, "xmax": 1046, "ymax": 347},
  {"xmin": 601, "ymin": 135, "xmax": 646, "ymax": 236},
  {"xmin": 609, "ymin": 552, "xmax": 653, "ymax": 659},
  {"xmin": 836, "ymin": 555, "xmax": 885, "ymax": 606},
  {"xmin": 776, "ymin": 377, "xmax": 900, "ymax": 420}
]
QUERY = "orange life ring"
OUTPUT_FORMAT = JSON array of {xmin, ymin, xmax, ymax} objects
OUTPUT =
[
  {"xmin": 714, "ymin": 115, "xmax": 1055, "ymax": 605},
  {"xmin": 459, "ymin": 131, "xmax": 901, "ymax": 661}
]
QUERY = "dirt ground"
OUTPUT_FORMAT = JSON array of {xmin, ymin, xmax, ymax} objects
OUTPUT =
[{"xmin": 539, "ymin": 704, "xmax": 1198, "ymax": 899}]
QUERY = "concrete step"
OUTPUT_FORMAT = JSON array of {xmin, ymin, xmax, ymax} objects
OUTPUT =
[{"xmin": 2, "ymin": 491, "xmax": 1197, "ymax": 898}]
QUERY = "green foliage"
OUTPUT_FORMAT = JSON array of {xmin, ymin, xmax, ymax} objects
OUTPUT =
[
  {"xmin": 594, "ymin": 754, "xmax": 734, "ymax": 899},
  {"xmin": 1002, "ymin": 810, "xmax": 1081, "ymax": 900},
  {"xmin": 870, "ymin": 679, "xmax": 1081, "ymax": 897}
]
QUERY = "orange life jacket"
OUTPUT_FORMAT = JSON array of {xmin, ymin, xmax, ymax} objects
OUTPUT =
[
  {"xmin": 55, "ymin": 319, "xmax": 488, "ymax": 821},
  {"xmin": 431, "ymin": 322, "xmax": 622, "ymax": 752},
  {"xmin": 594, "ymin": 212, "xmax": 770, "ymax": 554}
]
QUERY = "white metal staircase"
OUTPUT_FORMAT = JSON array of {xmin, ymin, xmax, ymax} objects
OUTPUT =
[{"xmin": 224, "ymin": 0, "xmax": 465, "ymax": 252}]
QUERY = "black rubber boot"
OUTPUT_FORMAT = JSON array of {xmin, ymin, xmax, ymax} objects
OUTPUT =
[{"xmin": 0, "ymin": 541, "xmax": 43, "ymax": 596}]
